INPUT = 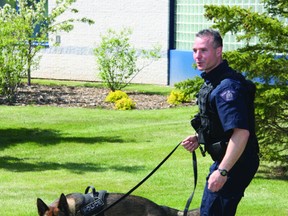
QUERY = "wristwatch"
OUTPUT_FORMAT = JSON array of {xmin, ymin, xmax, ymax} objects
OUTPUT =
[{"xmin": 218, "ymin": 168, "xmax": 228, "ymax": 176}]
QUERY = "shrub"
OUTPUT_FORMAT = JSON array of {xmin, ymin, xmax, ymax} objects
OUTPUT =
[
  {"xmin": 167, "ymin": 76, "xmax": 203, "ymax": 105},
  {"xmin": 105, "ymin": 90, "xmax": 136, "ymax": 110},
  {"xmin": 174, "ymin": 76, "xmax": 203, "ymax": 99},
  {"xmin": 105, "ymin": 90, "xmax": 129, "ymax": 103},
  {"xmin": 114, "ymin": 97, "xmax": 136, "ymax": 110},
  {"xmin": 94, "ymin": 28, "xmax": 161, "ymax": 91},
  {"xmin": 0, "ymin": 4, "xmax": 27, "ymax": 101},
  {"xmin": 167, "ymin": 90, "xmax": 189, "ymax": 105}
]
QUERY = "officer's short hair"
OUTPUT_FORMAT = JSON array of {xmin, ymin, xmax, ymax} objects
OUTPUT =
[{"xmin": 196, "ymin": 29, "xmax": 223, "ymax": 48}]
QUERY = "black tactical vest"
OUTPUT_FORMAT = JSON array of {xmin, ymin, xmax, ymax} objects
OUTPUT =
[{"xmin": 193, "ymin": 71, "xmax": 257, "ymax": 161}]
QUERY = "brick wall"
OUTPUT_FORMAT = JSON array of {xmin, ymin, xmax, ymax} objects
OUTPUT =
[{"xmin": 33, "ymin": 0, "xmax": 169, "ymax": 85}]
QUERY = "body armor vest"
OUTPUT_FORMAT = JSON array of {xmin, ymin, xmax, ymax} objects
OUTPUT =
[
  {"xmin": 197, "ymin": 82, "xmax": 217, "ymax": 145},
  {"xmin": 192, "ymin": 71, "xmax": 257, "ymax": 161}
]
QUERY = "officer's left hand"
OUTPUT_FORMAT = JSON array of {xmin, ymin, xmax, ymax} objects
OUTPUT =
[
  {"xmin": 181, "ymin": 135, "xmax": 199, "ymax": 153},
  {"xmin": 207, "ymin": 170, "xmax": 227, "ymax": 192}
]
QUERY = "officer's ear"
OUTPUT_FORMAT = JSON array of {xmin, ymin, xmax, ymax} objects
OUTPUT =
[{"xmin": 216, "ymin": 46, "xmax": 222, "ymax": 57}]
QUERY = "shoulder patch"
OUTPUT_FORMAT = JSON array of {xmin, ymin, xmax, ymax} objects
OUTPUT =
[{"xmin": 220, "ymin": 89, "xmax": 236, "ymax": 101}]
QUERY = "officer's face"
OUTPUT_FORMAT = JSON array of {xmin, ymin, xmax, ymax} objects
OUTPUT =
[{"xmin": 193, "ymin": 36, "xmax": 222, "ymax": 73}]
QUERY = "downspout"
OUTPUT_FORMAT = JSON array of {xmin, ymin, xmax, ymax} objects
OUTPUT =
[{"xmin": 167, "ymin": 0, "xmax": 176, "ymax": 86}]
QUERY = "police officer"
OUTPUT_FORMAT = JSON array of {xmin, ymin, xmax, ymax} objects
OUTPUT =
[{"xmin": 182, "ymin": 29, "xmax": 259, "ymax": 215}]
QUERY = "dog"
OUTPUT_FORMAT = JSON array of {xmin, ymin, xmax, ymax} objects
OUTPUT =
[{"xmin": 37, "ymin": 189, "xmax": 200, "ymax": 216}]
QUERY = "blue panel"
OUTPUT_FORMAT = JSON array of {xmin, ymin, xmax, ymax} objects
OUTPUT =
[
  {"xmin": 169, "ymin": 50, "xmax": 201, "ymax": 86},
  {"xmin": 169, "ymin": 50, "xmax": 286, "ymax": 86}
]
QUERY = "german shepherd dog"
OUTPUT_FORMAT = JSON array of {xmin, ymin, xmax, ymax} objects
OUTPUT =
[{"xmin": 37, "ymin": 190, "xmax": 200, "ymax": 216}]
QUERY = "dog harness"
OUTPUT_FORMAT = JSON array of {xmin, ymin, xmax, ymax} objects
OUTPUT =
[{"xmin": 78, "ymin": 186, "xmax": 107, "ymax": 216}]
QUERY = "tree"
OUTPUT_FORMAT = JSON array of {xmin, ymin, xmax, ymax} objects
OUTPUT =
[
  {"xmin": 203, "ymin": 1, "xmax": 287, "ymax": 165},
  {"xmin": 0, "ymin": 0, "xmax": 94, "ymax": 99},
  {"xmin": 0, "ymin": 4, "xmax": 27, "ymax": 100},
  {"xmin": 94, "ymin": 28, "xmax": 161, "ymax": 91}
]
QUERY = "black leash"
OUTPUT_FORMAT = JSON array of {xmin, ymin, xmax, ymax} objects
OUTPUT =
[
  {"xmin": 183, "ymin": 150, "xmax": 197, "ymax": 216},
  {"xmin": 95, "ymin": 141, "xmax": 197, "ymax": 216}
]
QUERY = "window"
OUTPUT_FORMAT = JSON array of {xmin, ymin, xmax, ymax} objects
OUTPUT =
[{"xmin": 174, "ymin": 0, "xmax": 264, "ymax": 51}]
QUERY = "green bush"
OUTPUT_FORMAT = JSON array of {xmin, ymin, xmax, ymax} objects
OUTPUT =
[
  {"xmin": 174, "ymin": 76, "xmax": 204, "ymax": 99},
  {"xmin": 167, "ymin": 90, "xmax": 189, "ymax": 105},
  {"xmin": 105, "ymin": 90, "xmax": 129, "ymax": 103},
  {"xmin": 254, "ymin": 83, "xmax": 288, "ymax": 164},
  {"xmin": 105, "ymin": 90, "xmax": 136, "ymax": 110},
  {"xmin": 0, "ymin": 4, "xmax": 27, "ymax": 101},
  {"xmin": 114, "ymin": 97, "xmax": 136, "ymax": 110},
  {"xmin": 94, "ymin": 28, "xmax": 161, "ymax": 91},
  {"xmin": 167, "ymin": 76, "xmax": 203, "ymax": 105}
]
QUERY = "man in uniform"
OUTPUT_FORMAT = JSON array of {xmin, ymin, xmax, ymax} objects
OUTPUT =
[{"xmin": 181, "ymin": 29, "xmax": 259, "ymax": 215}]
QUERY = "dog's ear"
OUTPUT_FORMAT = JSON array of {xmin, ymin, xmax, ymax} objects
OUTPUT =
[
  {"xmin": 58, "ymin": 193, "xmax": 70, "ymax": 215},
  {"xmin": 37, "ymin": 198, "xmax": 49, "ymax": 216}
]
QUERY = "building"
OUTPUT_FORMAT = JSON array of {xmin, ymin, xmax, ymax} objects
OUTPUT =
[
  {"xmin": 0, "ymin": 0, "xmax": 266, "ymax": 85},
  {"xmin": 34, "ymin": 0, "xmax": 171, "ymax": 85}
]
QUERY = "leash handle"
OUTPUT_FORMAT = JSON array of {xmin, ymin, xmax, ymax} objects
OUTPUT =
[
  {"xmin": 183, "ymin": 150, "xmax": 198, "ymax": 216},
  {"xmin": 95, "ymin": 142, "xmax": 182, "ymax": 216}
]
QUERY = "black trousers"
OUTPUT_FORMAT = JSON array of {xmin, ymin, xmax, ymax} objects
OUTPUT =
[{"xmin": 200, "ymin": 153, "xmax": 259, "ymax": 216}]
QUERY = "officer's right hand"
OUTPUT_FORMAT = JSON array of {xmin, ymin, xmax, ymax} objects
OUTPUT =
[{"xmin": 181, "ymin": 135, "xmax": 199, "ymax": 153}]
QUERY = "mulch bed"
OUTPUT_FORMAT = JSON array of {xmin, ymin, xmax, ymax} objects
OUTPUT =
[{"xmin": 0, "ymin": 84, "xmax": 195, "ymax": 110}]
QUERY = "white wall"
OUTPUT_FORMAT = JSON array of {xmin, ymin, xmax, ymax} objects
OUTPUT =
[{"xmin": 33, "ymin": 0, "xmax": 169, "ymax": 85}]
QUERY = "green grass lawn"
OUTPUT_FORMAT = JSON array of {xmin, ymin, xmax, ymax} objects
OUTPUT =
[
  {"xmin": 30, "ymin": 78, "xmax": 174, "ymax": 95},
  {"xmin": 0, "ymin": 105, "xmax": 287, "ymax": 215}
]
